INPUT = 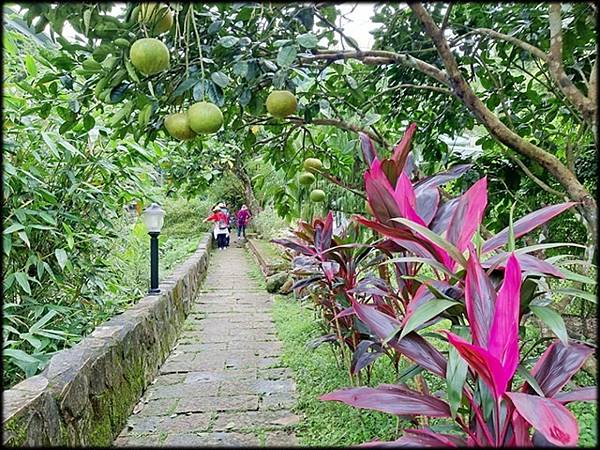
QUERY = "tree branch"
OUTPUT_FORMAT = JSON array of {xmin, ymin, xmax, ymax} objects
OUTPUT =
[
  {"xmin": 504, "ymin": 152, "xmax": 566, "ymax": 199},
  {"xmin": 548, "ymin": 4, "xmax": 596, "ymax": 126},
  {"xmin": 301, "ymin": 50, "xmax": 451, "ymax": 86},
  {"xmin": 467, "ymin": 28, "xmax": 548, "ymax": 61},
  {"xmin": 409, "ymin": 3, "xmax": 595, "ymax": 219},
  {"xmin": 285, "ymin": 115, "xmax": 389, "ymax": 147},
  {"xmin": 588, "ymin": 53, "xmax": 597, "ymax": 101}
]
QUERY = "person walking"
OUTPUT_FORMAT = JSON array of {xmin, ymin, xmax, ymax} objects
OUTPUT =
[
  {"xmin": 219, "ymin": 202, "xmax": 233, "ymax": 247},
  {"xmin": 203, "ymin": 206, "xmax": 229, "ymax": 250},
  {"xmin": 236, "ymin": 204, "xmax": 252, "ymax": 240}
]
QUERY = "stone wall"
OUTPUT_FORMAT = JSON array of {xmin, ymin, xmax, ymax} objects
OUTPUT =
[{"xmin": 2, "ymin": 233, "xmax": 212, "ymax": 447}]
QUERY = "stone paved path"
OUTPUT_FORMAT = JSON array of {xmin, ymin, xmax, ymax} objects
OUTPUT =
[{"xmin": 114, "ymin": 247, "xmax": 298, "ymax": 447}]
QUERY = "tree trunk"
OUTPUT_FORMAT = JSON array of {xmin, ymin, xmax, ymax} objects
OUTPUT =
[{"xmin": 233, "ymin": 162, "xmax": 262, "ymax": 215}]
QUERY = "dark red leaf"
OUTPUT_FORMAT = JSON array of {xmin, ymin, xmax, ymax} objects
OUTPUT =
[
  {"xmin": 320, "ymin": 384, "xmax": 451, "ymax": 417},
  {"xmin": 391, "ymin": 123, "xmax": 417, "ymax": 172},
  {"xmin": 360, "ymin": 132, "xmax": 378, "ymax": 166},
  {"xmin": 524, "ymin": 341, "xmax": 595, "ymax": 397},
  {"xmin": 554, "ymin": 387, "xmax": 596, "ymax": 404},
  {"xmin": 414, "ymin": 164, "xmax": 473, "ymax": 191},
  {"xmin": 482, "ymin": 202, "xmax": 577, "ymax": 254},
  {"xmin": 351, "ymin": 300, "xmax": 447, "ymax": 377},
  {"xmin": 414, "ymin": 186, "xmax": 440, "ymax": 226},
  {"xmin": 482, "ymin": 252, "xmax": 564, "ymax": 278}
]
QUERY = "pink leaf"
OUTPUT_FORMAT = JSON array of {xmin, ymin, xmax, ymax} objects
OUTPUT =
[
  {"xmin": 446, "ymin": 177, "xmax": 488, "ymax": 252},
  {"xmin": 482, "ymin": 252, "xmax": 564, "ymax": 278},
  {"xmin": 445, "ymin": 331, "xmax": 508, "ymax": 399},
  {"xmin": 365, "ymin": 159, "xmax": 403, "ymax": 224},
  {"xmin": 506, "ymin": 392, "xmax": 579, "ymax": 446},
  {"xmin": 391, "ymin": 122, "xmax": 417, "ymax": 169},
  {"xmin": 320, "ymin": 385, "xmax": 451, "ymax": 417},
  {"xmin": 554, "ymin": 387, "xmax": 596, "ymax": 404},
  {"xmin": 487, "ymin": 253, "xmax": 521, "ymax": 382},
  {"xmin": 394, "ymin": 173, "xmax": 426, "ymax": 226},
  {"xmin": 464, "ymin": 246, "xmax": 496, "ymax": 348},
  {"xmin": 482, "ymin": 202, "xmax": 577, "ymax": 254}
]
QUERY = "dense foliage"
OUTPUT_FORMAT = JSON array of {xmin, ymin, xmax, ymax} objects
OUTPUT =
[{"xmin": 274, "ymin": 125, "xmax": 596, "ymax": 446}]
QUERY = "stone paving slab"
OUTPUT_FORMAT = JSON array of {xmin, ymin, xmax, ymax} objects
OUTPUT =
[{"xmin": 114, "ymin": 247, "xmax": 298, "ymax": 447}]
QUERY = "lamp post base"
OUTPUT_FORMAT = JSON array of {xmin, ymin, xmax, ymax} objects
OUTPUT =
[{"xmin": 148, "ymin": 288, "xmax": 161, "ymax": 294}]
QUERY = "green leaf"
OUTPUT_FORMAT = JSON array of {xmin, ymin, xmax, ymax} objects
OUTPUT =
[
  {"xmin": 24, "ymin": 54, "xmax": 38, "ymax": 77},
  {"xmin": 399, "ymin": 299, "xmax": 458, "ymax": 341},
  {"xmin": 14, "ymin": 272, "xmax": 31, "ymax": 294},
  {"xmin": 554, "ymin": 287, "xmax": 596, "ymax": 304},
  {"xmin": 3, "ymin": 223, "xmax": 25, "ymax": 234},
  {"xmin": 507, "ymin": 202, "xmax": 516, "ymax": 252},
  {"xmin": 529, "ymin": 305, "xmax": 569, "ymax": 346},
  {"xmin": 277, "ymin": 45, "xmax": 297, "ymax": 67},
  {"xmin": 17, "ymin": 231, "xmax": 30, "ymax": 248},
  {"xmin": 206, "ymin": 81, "xmax": 224, "ymax": 107},
  {"xmin": 296, "ymin": 33, "xmax": 319, "ymax": 48},
  {"xmin": 392, "ymin": 218, "xmax": 468, "ymax": 268},
  {"xmin": 516, "ymin": 364, "xmax": 546, "ymax": 398},
  {"xmin": 55, "ymin": 248, "xmax": 68, "ymax": 270},
  {"xmin": 210, "ymin": 71, "xmax": 230, "ymax": 88},
  {"xmin": 3, "ymin": 348, "xmax": 39, "ymax": 364},
  {"xmin": 218, "ymin": 36, "xmax": 239, "ymax": 48},
  {"xmin": 446, "ymin": 325, "xmax": 469, "ymax": 418},
  {"xmin": 172, "ymin": 77, "xmax": 199, "ymax": 97}
]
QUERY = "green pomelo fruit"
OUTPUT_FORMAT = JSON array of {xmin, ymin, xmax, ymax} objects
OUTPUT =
[
  {"xmin": 298, "ymin": 172, "xmax": 316, "ymax": 186},
  {"xmin": 139, "ymin": 3, "xmax": 174, "ymax": 34},
  {"xmin": 309, "ymin": 189, "xmax": 326, "ymax": 203},
  {"xmin": 303, "ymin": 157, "xmax": 323, "ymax": 172},
  {"xmin": 266, "ymin": 90, "xmax": 297, "ymax": 118},
  {"xmin": 164, "ymin": 113, "xmax": 196, "ymax": 140},
  {"xmin": 187, "ymin": 102, "xmax": 224, "ymax": 134},
  {"xmin": 130, "ymin": 38, "xmax": 170, "ymax": 76}
]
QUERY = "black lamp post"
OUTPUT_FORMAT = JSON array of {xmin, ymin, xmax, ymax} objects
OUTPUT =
[{"xmin": 142, "ymin": 203, "xmax": 165, "ymax": 294}]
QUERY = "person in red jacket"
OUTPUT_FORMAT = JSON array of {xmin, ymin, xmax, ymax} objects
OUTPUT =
[{"xmin": 203, "ymin": 206, "xmax": 229, "ymax": 250}]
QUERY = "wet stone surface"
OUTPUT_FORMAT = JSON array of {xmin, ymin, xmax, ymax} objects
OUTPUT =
[{"xmin": 114, "ymin": 247, "xmax": 298, "ymax": 447}]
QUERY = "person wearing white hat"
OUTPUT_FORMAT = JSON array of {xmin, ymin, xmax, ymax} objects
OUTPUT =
[{"xmin": 203, "ymin": 205, "xmax": 230, "ymax": 250}]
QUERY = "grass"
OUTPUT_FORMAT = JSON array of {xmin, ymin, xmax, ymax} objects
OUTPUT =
[{"xmin": 271, "ymin": 295, "xmax": 406, "ymax": 446}]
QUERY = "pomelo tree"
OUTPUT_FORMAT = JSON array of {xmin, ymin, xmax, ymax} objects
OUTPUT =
[{"xmin": 15, "ymin": 2, "xmax": 597, "ymax": 254}]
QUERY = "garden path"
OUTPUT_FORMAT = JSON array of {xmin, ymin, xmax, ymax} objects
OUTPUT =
[{"xmin": 113, "ymin": 247, "xmax": 299, "ymax": 447}]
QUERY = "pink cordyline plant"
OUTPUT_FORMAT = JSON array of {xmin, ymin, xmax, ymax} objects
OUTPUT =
[
  {"xmin": 317, "ymin": 124, "xmax": 594, "ymax": 447},
  {"xmin": 321, "ymin": 252, "xmax": 595, "ymax": 446}
]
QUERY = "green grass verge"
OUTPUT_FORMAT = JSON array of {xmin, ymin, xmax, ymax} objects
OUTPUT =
[{"xmin": 272, "ymin": 295, "xmax": 406, "ymax": 446}]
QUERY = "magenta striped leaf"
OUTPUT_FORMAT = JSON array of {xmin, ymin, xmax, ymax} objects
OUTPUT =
[
  {"xmin": 482, "ymin": 202, "xmax": 577, "ymax": 254},
  {"xmin": 320, "ymin": 384, "xmax": 451, "ymax": 417},
  {"xmin": 394, "ymin": 173, "xmax": 426, "ymax": 226},
  {"xmin": 464, "ymin": 247, "xmax": 496, "ymax": 348},
  {"xmin": 506, "ymin": 392, "xmax": 579, "ymax": 446},
  {"xmin": 554, "ymin": 387, "xmax": 596, "ymax": 404},
  {"xmin": 446, "ymin": 176, "xmax": 487, "ymax": 252},
  {"xmin": 487, "ymin": 253, "xmax": 521, "ymax": 386},
  {"xmin": 359, "ymin": 132, "xmax": 378, "ymax": 166},
  {"xmin": 524, "ymin": 341, "xmax": 595, "ymax": 397},
  {"xmin": 391, "ymin": 122, "xmax": 417, "ymax": 170},
  {"xmin": 482, "ymin": 252, "xmax": 564, "ymax": 278},
  {"xmin": 445, "ymin": 331, "xmax": 508, "ymax": 399}
]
